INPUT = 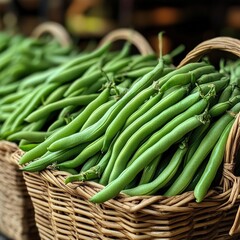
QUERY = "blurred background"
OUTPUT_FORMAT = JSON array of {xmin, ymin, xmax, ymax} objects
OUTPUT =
[{"xmin": 0, "ymin": 0, "xmax": 239, "ymax": 61}]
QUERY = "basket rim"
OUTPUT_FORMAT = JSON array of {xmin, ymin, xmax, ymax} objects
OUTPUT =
[{"xmin": 178, "ymin": 36, "xmax": 240, "ymax": 68}]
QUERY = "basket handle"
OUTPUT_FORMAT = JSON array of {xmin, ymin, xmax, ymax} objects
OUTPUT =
[
  {"xmin": 31, "ymin": 21, "xmax": 72, "ymax": 47},
  {"xmin": 178, "ymin": 36, "xmax": 240, "ymax": 68},
  {"xmin": 98, "ymin": 28, "xmax": 154, "ymax": 55}
]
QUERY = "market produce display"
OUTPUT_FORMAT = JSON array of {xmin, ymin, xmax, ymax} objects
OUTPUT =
[{"xmin": 0, "ymin": 31, "xmax": 239, "ymax": 206}]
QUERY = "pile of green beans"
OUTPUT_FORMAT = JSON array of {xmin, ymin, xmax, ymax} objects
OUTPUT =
[
  {"xmin": 3, "ymin": 35, "xmax": 239, "ymax": 204},
  {"xmin": 1, "ymin": 40, "xmax": 170, "ymax": 145},
  {"xmin": 0, "ymin": 32, "xmax": 78, "ymax": 127}
]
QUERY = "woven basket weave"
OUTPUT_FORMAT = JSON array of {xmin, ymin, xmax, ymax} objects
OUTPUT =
[
  {"xmin": 0, "ymin": 141, "xmax": 40, "ymax": 240},
  {"xmin": 18, "ymin": 36, "xmax": 240, "ymax": 240}
]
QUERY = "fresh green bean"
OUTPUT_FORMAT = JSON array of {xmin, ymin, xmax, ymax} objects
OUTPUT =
[
  {"xmin": 11, "ymin": 83, "xmax": 59, "ymax": 131},
  {"xmin": 80, "ymin": 153, "xmax": 101, "ymax": 172},
  {"xmin": 47, "ymin": 57, "xmax": 99, "ymax": 84},
  {"xmin": 194, "ymin": 120, "xmax": 234, "ymax": 202},
  {"xmin": 81, "ymin": 99, "xmax": 116, "ymax": 131},
  {"xmin": 138, "ymin": 154, "xmax": 163, "ymax": 185},
  {"xmin": 25, "ymin": 94, "xmax": 99, "ymax": 122},
  {"xmin": 56, "ymin": 136, "xmax": 104, "ymax": 169},
  {"xmin": 65, "ymin": 58, "xmax": 132, "ymax": 96},
  {"xmin": 7, "ymin": 130, "xmax": 52, "ymax": 142},
  {"xmin": 124, "ymin": 91, "xmax": 162, "ymax": 128},
  {"xmin": 123, "ymin": 141, "xmax": 188, "ymax": 196}
]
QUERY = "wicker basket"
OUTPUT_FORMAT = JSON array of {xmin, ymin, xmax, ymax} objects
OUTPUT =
[
  {"xmin": 0, "ymin": 141, "xmax": 40, "ymax": 240},
  {"xmin": 18, "ymin": 36, "xmax": 240, "ymax": 240}
]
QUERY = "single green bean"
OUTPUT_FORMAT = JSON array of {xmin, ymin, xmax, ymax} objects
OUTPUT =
[{"xmin": 25, "ymin": 94, "xmax": 99, "ymax": 122}]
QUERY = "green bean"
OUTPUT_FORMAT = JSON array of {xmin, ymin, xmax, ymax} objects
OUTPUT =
[
  {"xmin": 102, "ymin": 83, "xmax": 159, "ymax": 151},
  {"xmin": 53, "ymin": 42, "xmax": 110, "ymax": 72},
  {"xmin": 58, "ymin": 167, "xmax": 78, "ymax": 175},
  {"xmin": 183, "ymin": 122, "xmax": 211, "ymax": 166},
  {"xmin": 116, "ymin": 66, "xmax": 155, "ymax": 79},
  {"xmin": 164, "ymin": 103, "xmax": 240, "ymax": 197},
  {"xmin": 90, "ymin": 114, "xmax": 208, "ymax": 203},
  {"xmin": 7, "ymin": 130, "xmax": 52, "ymax": 142},
  {"xmin": 157, "ymin": 62, "xmax": 208, "ymax": 87},
  {"xmin": 124, "ymin": 91, "xmax": 162, "ymax": 128},
  {"xmin": 22, "ymin": 143, "xmax": 87, "ymax": 172},
  {"xmin": 43, "ymin": 84, "xmax": 69, "ymax": 105},
  {"xmin": 1, "ymin": 87, "xmax": 40, "ymax": 136},
  {"xmin": 47, "ymin": 118, "xmax": 66, "ymax": 132},
  {"xmin": 65, "ymin": 152, "xmax": 108, "ymax": 184},
  {"xmin": 0, "ymin": 89, "xmax": 31, "ymax": 105},
  {"xmin": 25, "ymin": 94, "xmax": 99, "ymax": 122},
  {"xmin": 138, "ymin": 154, "xmax": 163, "ymax": 185},
  {"xmin": 0, "ymin": 82, "xmax": 19, "ymax": 96},
  {"xmin": 109, "ymin": 91, "xmax": 211, "ymax": 182},
  {"xmin": 184, "ymin": 159, "xmax": 208, "ymax": 191},
  {"xmin": 19, "ymin": 67, "xmax": 58, "ymax": 90},
  {"xmin": 19, "ymin": 143, "xmax": 39, "ymax": 151},
  {"xmin": 48, "ymin": 59, "xmax": 166, "ymax": 152},
  {"xmin": 47, "ymin": 57, "xmax": 99, "ymax": 84},
  {"xmin": 194, "ymin": 120, "xmax": 234, "ymax": 202},
  {"xmin": 160, "ymin": 65, "xmax": 216, "ymax": 93},
  {"xmin": 65, "ymin": 135, "xmax": 116, "ymax": 184},
  {"xmin": 10, "ymin": 83, "xmax": 59, "ymax": 131},
  {"xmin": 196, "ymin": 72, "xmax": 224, "ymax": 85},
  {"xmin": 19, "ymin": 88, "xmax": 110, "ymax": 164},
  {"xmin": 123, "ymin": 141, "xmax": 188, "ymax": 196},
  {"xmin": 81, "ymin": 77, "xmax": 106, "ymax": 95},
  {"xmin": 81, "ymin": 99, "xmax": 116, "ymax": 131},
  {"xmin": 56, "ymin": 136, "xmax": 104, "ymax": 169},
  {"xmin": 218, "ymin": 84, "xmax": 233, "ymax": 103},
  {"xmin": 0, "ymin": 112, "xmax": 10, "ymax": 122},
  {"xmin": 0, "ymin": 103, "xmax": 20, "ymax": 113},
  {"xmin": 80, "ymin": 153, "xmax": 101, "ymax": 172},
  {"xmin": 104, "ymin": 41, "xmax": 132, "ymax": 66},
  {"xmin": 208, "ymin": 101, "xmax": 232, "ymax": 117},
  {"xmin": 191, "ymin": 77, "xmax": 229, "ymax": 94}
]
